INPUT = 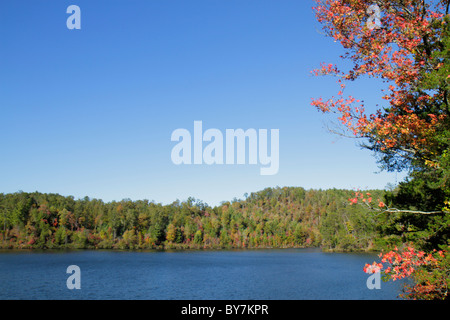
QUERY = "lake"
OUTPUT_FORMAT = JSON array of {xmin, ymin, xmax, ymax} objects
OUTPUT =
[{"xmin": 0, "ymin": 248, "xmax": 405, "ymax": 300}]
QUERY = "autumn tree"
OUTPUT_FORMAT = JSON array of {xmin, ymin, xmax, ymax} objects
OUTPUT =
[{"xmin": 312, "ymin": 0, "xmax": 449, "ymax": 299}]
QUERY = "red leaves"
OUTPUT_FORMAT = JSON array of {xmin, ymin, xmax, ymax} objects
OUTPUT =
[
  {"xmin": 363, "ymin": 244, "xmax": 449, "ymax": 299},
  {"xmin": 363, "ymin": 261, "xmax": 383, "ymax": 274},
  {"xmin": 378, "ymin": 245, "xmax": 440, "ymax": 281},
  {"xmin": 311, "ymin": 62, "xmax": 340, "ymax": 77},
  {"xmin": 348, "ymin": 191, "xmax": 384, "ymax": 208},
  {"xmin": 311, "ymin": 0, "xmax": 448, "ymax": 166}
]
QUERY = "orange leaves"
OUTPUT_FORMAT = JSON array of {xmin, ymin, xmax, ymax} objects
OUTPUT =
[
  {"xmin": 377, "ymin": 244, "xmax": 442, "ymax": 281},
  {"xmin": 348, "ymin": 191, "xmax": 384, "ymax": 209},
  {"xmin": 364, "ymin": 245, "xmax": 449, "ymax": 300},
  {"xmin": 363, "ymin": 261, "xmax": 383, "ymax": 274},
  {"xmin": 369, "ymin": 110, "xmax": 445, "ymax": 156},
  {"xmin": 311, "ymin": 62, "xmax": 340, "ymax": 77},
  {"xmin": 311, "ymin": 0, "xmax": 447, "ymax": 162},
  {"xmin": 310, "ymin": 97, "xmax": 331, "ymax": 113}
]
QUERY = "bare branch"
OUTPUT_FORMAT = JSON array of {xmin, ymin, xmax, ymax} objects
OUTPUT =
[
  {"xmin": 382, "ymin": 208, "xmax": 442, "ymax": 215},
  {"xmin": 358, "ymin": 199, "xmax": 443, "ymax": 215}
]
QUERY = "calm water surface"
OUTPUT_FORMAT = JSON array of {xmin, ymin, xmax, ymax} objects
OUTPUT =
[{"xmin": 0, "ymin": 248, "xmax": 404, "ymax": 300}]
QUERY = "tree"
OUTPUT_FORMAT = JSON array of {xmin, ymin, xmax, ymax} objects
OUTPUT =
[
  {"xmin": 166, "ymin": 223, "xmax": 177, "ymax": 243},
  {"xmin": 312, "ymin": 0, "xmax": 449, "ymax": 299},
  {"xmin": 312, "ymin": 0, "xmax": 449, "ymax": 208},
  {"xmin": 194, "ymin": 230, "xmax": 203, "ymax": 245}
]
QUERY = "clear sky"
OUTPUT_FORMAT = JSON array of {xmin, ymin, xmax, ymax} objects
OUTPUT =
[{"xmin": 0, "ymin": 0, "xmax": 405, "ymax": 206}]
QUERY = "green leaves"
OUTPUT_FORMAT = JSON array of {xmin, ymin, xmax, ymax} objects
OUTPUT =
[{"xmin": 0, "ymin": 188, "xmax": 388, "ymax": 251}]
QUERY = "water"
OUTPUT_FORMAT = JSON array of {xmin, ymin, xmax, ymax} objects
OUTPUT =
[{"xmin": 0, "ymin": 248, "xmax": 405, "ymax": 300}]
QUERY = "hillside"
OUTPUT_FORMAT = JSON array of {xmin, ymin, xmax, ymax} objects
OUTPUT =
[{"xmin": 0, "ymin": 187, "xmax": 390, "ymax": 251}]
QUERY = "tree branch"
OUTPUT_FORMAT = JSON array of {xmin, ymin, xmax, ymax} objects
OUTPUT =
[{"xmin": 358, "ymin": 199, "xmax": 443, "ymax": 215}]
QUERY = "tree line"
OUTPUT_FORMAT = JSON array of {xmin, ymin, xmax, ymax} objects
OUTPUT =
[{"xmin": 1, "ymin": 186, "xmax": 438, "ymax": 252}]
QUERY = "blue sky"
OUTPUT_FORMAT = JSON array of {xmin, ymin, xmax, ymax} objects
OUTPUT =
[{"xmin": 0, "ymin": 0, "xmax": 405, "ymax": 206}]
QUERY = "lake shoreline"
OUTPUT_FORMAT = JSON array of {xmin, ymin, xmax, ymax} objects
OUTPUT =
[{"xmin": 0, "ymin": 244, "xmax": 382, "ymax": 254}]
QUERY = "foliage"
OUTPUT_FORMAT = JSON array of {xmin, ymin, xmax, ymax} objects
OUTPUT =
[
  {"xmin": 376, "ymin": 244, "xmax": 449, "ymax": 300},
  {"xmin": 312, "ymin": 0, "xmax": 450, "ymax": 299},
  {"xmin": 0, "ymin": 188, "xmax": 388, "ymax": 252}
]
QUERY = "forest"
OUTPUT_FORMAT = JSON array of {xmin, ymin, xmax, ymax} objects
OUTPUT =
[
  {"xmin": 0, "ymin": 186, "xmax": 441, "ymax": 252},
  {"xmin": 1, "ymin": 0, "xmax": 448, "ymax": 300}
]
